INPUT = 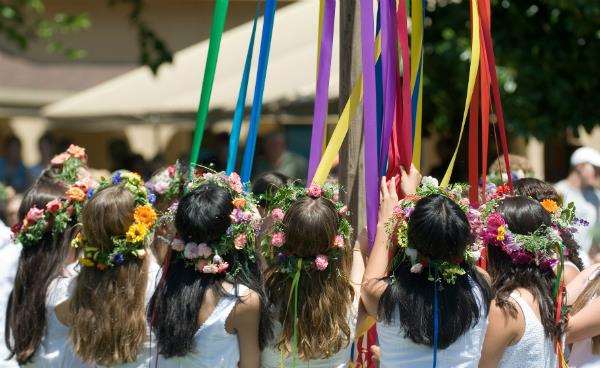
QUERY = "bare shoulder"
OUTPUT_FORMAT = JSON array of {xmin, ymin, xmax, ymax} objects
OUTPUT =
[
  {"xmin": 54, "ymin": 300, "xmax": 72, "ymax": 327},
  {"xmin": 237, "ymin": 289, "xmax": 261, "ymax": 311}
]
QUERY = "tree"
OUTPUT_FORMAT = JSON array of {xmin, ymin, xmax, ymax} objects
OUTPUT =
[
  {"xmin": 423, "ymin": 0, "xmax": 599, "ymax": 138},
  {"xmin": 0, "ymin": 0, "xmax": 172, "ymax": 74}
]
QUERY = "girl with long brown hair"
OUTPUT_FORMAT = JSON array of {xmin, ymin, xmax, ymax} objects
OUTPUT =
[
  {"xmin": 55, "ymin": 171, "xmax": 159, "ymax": 367},
  {"xmin": 5, "ymin": 146, "xmax": 91, "ymax": 367},
  {"xmin": 260, "ymin": 182, "xmax": 362, "ymax": 367},
  {"xmin": 565, "ymin": 263, "xmax": 600, "ymax": 366}
]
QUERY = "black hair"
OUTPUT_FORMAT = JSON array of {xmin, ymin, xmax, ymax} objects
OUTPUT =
[
  {"xmin": 487, "ymin": 196, "xmax": 564, "ymax": 340},
  {"xmin": 251, "ymin": 171, "xmax": 291, "ymax": 208},
  {"xmin": 379, "ymin": 194, "xmax": 491, "ymax": 349},
  {"xmin": 148, "ymin": 182, "xmax": 271, "ymax": 358},
  {"xmin": 5, "ymin": 170, "xmax": 75, "ymax": 364}
]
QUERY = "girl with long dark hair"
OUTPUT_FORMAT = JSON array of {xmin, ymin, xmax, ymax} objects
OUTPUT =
[
  {"xmin": 5, "ymin": 146, "xmax": 91, "ymax": 367},
  {"xmin": 362, "ymin": 168, "xmax": 491, "ymax": 367},
  {"xmin": 260, "ymin": 182, "xmax": 361, "ymax": 367},
  {"xmin": 148, "ymin": 172, "xmax": 270, "ymax": 368},
  {"xmin": 479, "ymin": 196, "xmax": 565, "ymax": 367}
]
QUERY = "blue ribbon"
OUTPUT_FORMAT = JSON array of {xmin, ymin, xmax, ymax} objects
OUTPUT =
[
  {"xmin": 240, "ymin": 0, "xmax": 277, "ymax": 183},
  {"xmin": 433, "ymin": 269, "xmax": 439, "ymax": 368},
  {"xmin": 226, "ymin": 3, "xmax": 260, "ymax": 175},
  {"xmin": 375, "ymin": 1, "xmax": 383, "ymax": 156}
]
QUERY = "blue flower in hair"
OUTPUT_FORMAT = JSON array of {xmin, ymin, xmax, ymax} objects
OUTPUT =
[
  {"xmin": 86, "ymin": 188, "xmax": 95, "ymax": 199},
  {"xmin": 148, "ymin": 192, "xmax": 157, "ymax": 204},
  {"xmin": 112, "ymin": 253, "xmax": 124, "ymax": 265},
  {"xmin": 112, "ymin": 172, "xmax": 122, "ymax": 185}
]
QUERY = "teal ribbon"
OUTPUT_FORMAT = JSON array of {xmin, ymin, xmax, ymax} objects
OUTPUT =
[
  {"xmin": 240, "ymin": 0, "xmax": 277, "ymax": 183},
  {"xmin": 226, "ymin": 3, "xmax": 260, "ymax": 175},
  {"xmin": 290, "ymin": 259, "xmax": 302, "ymax": 367}
]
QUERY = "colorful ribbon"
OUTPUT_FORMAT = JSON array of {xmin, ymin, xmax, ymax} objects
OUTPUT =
[
  {"xmin": 240, "ymin": 0, "xmax": 277, "ymax": 184},
  {"xmin": 188, "ymin": 0, "xmax": 229, "ymax": 177},
  {"xmin": 307, "ymin": 0, "xmax": 336, "ymax": 184},
  {"xmin": 226, "ymin": 4, "xmax": 260, "ymax": 175},
  {"xmin": 410, "ymin": 0, "xmax": 424, "ymax": 169},
  {"xmin": 441, "ymin": 0, "xmax": 481, "ymax": 188},
  {"xmin": 359, "ymin": 0, "xmax": 379, "ymax": 246}
]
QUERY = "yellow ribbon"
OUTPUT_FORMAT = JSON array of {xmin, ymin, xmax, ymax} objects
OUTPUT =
[
  {"xmin": 441, "ymin": 0, "xmax": 481, "ymax": 188},
  {"xmin": 411, "ymin": 0, "xmax": 424, "ymax": 169},
  {"xmin": 312, "ymin": 34, "xmax": 382, "ymax": 186}
]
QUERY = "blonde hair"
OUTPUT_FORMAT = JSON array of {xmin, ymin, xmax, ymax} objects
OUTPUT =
[
  {"xmin": 572, "ymin": 269, "xmax": 600, "ymax": 355},
  {"xmin": 265, "ymin": 196, "xmax": 354, "ymax": 360},
  {"xmin": 69, "ymin": 186, "xmax": 149, "ymax": 365}
]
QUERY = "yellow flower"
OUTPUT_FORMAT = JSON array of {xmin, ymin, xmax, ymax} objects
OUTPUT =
[
  {"xmin": 133, "ymin": 248, "xmax": 147, "ymax": 259},
  {"xmin": 71, "ymin": 233, "xmax": 84, "ymax": 248},
  {"xmin": 541, "ymin": 199, "xmax": 559, "ymax": 214},
  {"xmin": 497, "ymin": 225, "xmax": 506, "ymax": 241},
  {"xmin": 126, "ymin": 222, "xmax": 149, "ymax": 243},
  {"xmin": 121, "ymin": 172, "xmax": 142, "ymax": 185},
  {"xmin": 133, "ymin": 205, "xmax": 157, "ymax": 228},
  {"xmin": 79, "ymin": 257, "xmax": 95, "ymax": 267}
]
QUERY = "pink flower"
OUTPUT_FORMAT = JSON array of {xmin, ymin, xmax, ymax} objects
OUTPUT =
[
  {"xmin": 338, "ymin": 206, "xmax": 348, "ymax": 216},
  {"xmin": 217, "ymin": 262, "xmax": 229, "ymax": 273},
  {"xmin": 50, "ymin": 153, "xmax": 70, "ymax": 166},
  {"xmin": 314, "ymin": 254, "xmax": 329, "ymax": 271},
  {"xmin": 234, "ymin": 234, "xmax": 247, "ymax": 249},
  {"xmin": 197, "ymin": 243, "xmax": 213, "ymax": 258},
  {"xmin": 25, "ymin": 207, "xmax": 45, "ymax": 224},
  {"xmin": 167, "ymin": 165, "xmax": 176, "ymax": 178},
  {"xmin": 271, "ymin": 232, "xmax": 285, "ymax": 247},
  {"xmin": 171, "ymin": 238, "xmax": 185, "ymax": 251},
  {"xmin": 45, "ymin": 199, "xmax": 62, "ymax": 214},
  {"xmin": 307, "ymin": 184, "xmax": 323, "ymax": 198},
  {"xmin": 334, "ymin": 235, "xmax": 345, "ymax": 248},
  {"xmin": 202, "ymin": 264, "xmax": 219, "ymax": 274},
  {"xmin": 229, "ymin": 172, "xmax": 243, "ymax": 193},
  {"xmin": 392, "ymin": 206, "xmax": 404, "ymax": 217},
  {"xmin": 460, "ymin": 198, "xmax": 470, "ymax": 206},
  {"xmin": 410, "ymin": 263, "xmax": 424, "ymax": 273},
  {"xmin": 487, "ymin": 212, "xmax": 506, "ymax": 229},
  {"xmin": 184, "ymin": 242, "xmax": 200, "ymax": 259},
  {"xmin": 153, "ymin": 181, "xmax": 170, "ymax": 194},
  {"xmin": 66, "ymin": 144, "xmax": 86, "ymax": 160},
  {"xmin": 271, "ymin": 208, "xmax": 285, "ymax": 221}
]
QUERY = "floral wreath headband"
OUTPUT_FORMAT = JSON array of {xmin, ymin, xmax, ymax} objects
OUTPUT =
[
  {"xmin": 261, "ymin": 183, "xmax": 353, "ymax": 273},
  {"xmin": 146, "ymin": 162, "xmax": 185, "ymax": 205},
  {"xmin": 12, "ymin": 146, "xmax": 94, "ymax": 247},
  {"xmin": 72, "ymin": 171, "xmax": 157, "ymax": 270},
  {"xmin": 168, "ymin": 171, "xmax": 260, "ymax": 275},
  {"xmin": 386, "ymin": 176, "xmax": 482, "ymax": 285}
]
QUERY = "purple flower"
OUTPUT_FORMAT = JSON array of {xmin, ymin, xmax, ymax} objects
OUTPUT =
[
  {"xmin": 112, "ymin": 253, "xmax": 124, "ymax": 265},
  {"xmin": 404, "ymin": 207, "xmax": 414, "ymax": 218},
  {"xmin": 230, "ymin": 209, "xmax": 244, "ymax": 223},
  {"xmin": 148, "ymin": 192, "xmax": 157, "ymax": 204},
  {"xmin": 276, "ymin": 253, "xmax": 287, "ymax": 264},
  {"xmin": 112, "ymin": 172, "xmax": 122, "ymax": 185},
  {"xmin": 226, "ymin": 225, "xmax": 234, "ymax": 237},
  {"xmin": 511, "ymin": 250, "xmax": 533, "ymax": 265},
  {"xmin": 86, "ymin": 188, "xmax": 95, "ymax": 199}
]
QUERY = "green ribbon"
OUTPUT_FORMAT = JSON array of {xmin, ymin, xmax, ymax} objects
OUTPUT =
[
  {"xmin": 188, "ymin": 0, "xmax": 229, "ymax": 178},
  {"xmin": 552, "ymin": 243, "xmax": 565, "ymax": 298},
  {"xmin": 286, "ymin": 258, "xmax": 302, "ymax": 368}
]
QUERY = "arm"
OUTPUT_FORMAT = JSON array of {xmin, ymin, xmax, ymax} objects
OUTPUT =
[
  {"xmin": 350, "ymin": 228, "xmax": 367, "ymax": 308},
  {"xmin": 566, "ymin": 264, "xmax": 600, "ymax": 305},
  {"xmin": 566, "ymin": 297, "xmax": 600, "ymax": 344},
  {"xmin": 479, "ymin": 301, "xmax": 520, "ymax": 368},
  {"xmin": 230, "ymin": 290, "xmax": 261, "ymax": 368}
]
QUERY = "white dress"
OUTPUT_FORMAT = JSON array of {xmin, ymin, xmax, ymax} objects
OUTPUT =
[
  {"xmin": 260, "ymin": 307, "xmax": 357, "ymax": 368},
  {"xmin": 377, "ymin": 281, "xmax": 488, "ymax": 368},
  {"xmin": 568, "ymin": 268, "xmax": 600, "ymax": 368},
  {"xmin": 150, "ymin": 284, "xmax": 250, "ymax": 368},
  {"xmin": 0, "ymin": 221, "xmax": 20, "ymax": 368},
  {"xmin": 498, "ymin": 292, "xmax": 558, "ymax": 368}
]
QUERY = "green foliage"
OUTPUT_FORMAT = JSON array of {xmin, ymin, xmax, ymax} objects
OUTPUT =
[{"xmin": 424, "ymin": 0, "xmax": 599, "ymax": 138}]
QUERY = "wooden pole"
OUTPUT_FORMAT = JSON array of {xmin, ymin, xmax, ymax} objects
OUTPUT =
[{"xmin": 339, "ymin": 0, "xmax": 366, "ymax": 240}]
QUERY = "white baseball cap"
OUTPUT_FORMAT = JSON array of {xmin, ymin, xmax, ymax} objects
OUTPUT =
[{"xmin": 571, "ymin": 146, "xmax": 600, "ymax": 167}]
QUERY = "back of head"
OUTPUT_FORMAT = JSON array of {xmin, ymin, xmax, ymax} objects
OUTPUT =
[
  {"xmin": 380, "ymin": 194, "xmax": 491, "ymax": 349},
  {"xmin": 513, "ymin": 178, "xmax": 560, "ymax": 203},
  {"xmin": 251, "ymin": 171, "xmax": 290, "ymax": 208},
  {"xmin": 265, "ymin": 192, "xmax": 353, "ymax": 360},
  {"xmin": 70, "ymin": 184, "xmax": 148, "ymax": 366},
  {"xmin": 6, "ymin": 169, "xmax": 69, "ymax": 364},
  {"xmin": 486, "ymin": 196, "xmax": 561, "ymax": 340}
]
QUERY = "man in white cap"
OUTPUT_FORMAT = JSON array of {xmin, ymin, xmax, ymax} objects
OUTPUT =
[{"xmin": 556, "ymin": 146, "xmax": 600, "ymax": 266}]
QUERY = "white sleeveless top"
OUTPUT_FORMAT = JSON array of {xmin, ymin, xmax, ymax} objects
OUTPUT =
[
  {"xmin": 498, "ymin": 292, "xmax": 557, "ymax": 368},
  {"xmin": 376, "ymin": 280, "xmax": 488, "ymax": 368},
  {"xmin": 261, "ymin": 307, "xmax": 357, "ymax": 368},
  {"xmin": 150, "ymin": 284, "xmax": 250, "ymax": 368}
]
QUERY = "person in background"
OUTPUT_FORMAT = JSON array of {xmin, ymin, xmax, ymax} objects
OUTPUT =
[
  {"xmin": 555, "ymin": 147, "xmax": 600, "ymax": 266},
  {"xmin": 251, "ymin": 171, "xmax": 291, "ymax": 214},
  {"xmin": 29, "ymin": 132, "xmax": 57, "ymax": 180},
  {"xmin": 488, "ymin": 154, "xmax": 535, "ymax": 185},
  {"xmin": 107, "ymin": 138, "xmax": 133, "ymax": 173},
  {"xmin": 255, "ymin": 131, "xmax": 308, "ymax": 181},
  {"xmin": 0, "ymin": 135, "xmax": 31, "ymax": 193}
]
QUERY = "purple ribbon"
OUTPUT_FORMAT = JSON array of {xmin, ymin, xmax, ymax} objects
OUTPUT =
[
  {"xmin": 307, "ymin": 0, "xmax": 336, "ymax": 184},
  {"xmin": 378, "ymin": 0, "xmax": 398, "ymax": 176},
  {"xmin": 360, "ymin": 0, "xmax": 379, "ymax": 246}
]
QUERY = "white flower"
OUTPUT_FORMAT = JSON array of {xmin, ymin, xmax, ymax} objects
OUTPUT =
[
  {"xmin": 421, "ymin": 176, "xmax": 439, "ymax": 188},
  {"xmin": 405, "ymin": 247, "xmax": 418, "ymax": 263},
  {"xmin": 410, "ymin": 263, "xmax": 423, "ymax": 273}
]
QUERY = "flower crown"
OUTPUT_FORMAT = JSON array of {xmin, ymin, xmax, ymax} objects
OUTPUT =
[
  {"xmin": 12, "ymin": 146, "xmax": 93, "ymax": 247},
  {"xmin": 146, "ymin": 162, "xmax": 185, "ymax": 205},
  {"xmin": 387, "ymin": 176, "xmax": 482, "ymax": 284},
  {"xmin": 73, "ymin": 171, "xmax": 157, "ymax": 270},
  {"xmin": 170, "ymin": 171, "xmax": 260, "ymax": 275},
  {"xmin": 261, "ymin": 183, "xmax": 353, "ymax": 273}
]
